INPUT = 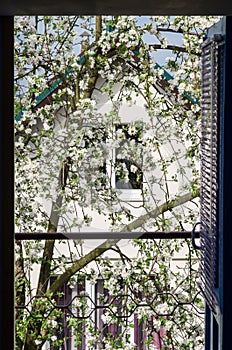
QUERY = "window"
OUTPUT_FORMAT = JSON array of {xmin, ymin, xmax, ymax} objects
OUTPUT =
[
  {"xmin": 115, "ymin": 124, "xmax": 143, "ymax": 191},
  {"xmin": 49, "ymin": 276, "xmax": 72, "ymax": 350},
  {"xmin": 49, "ymin": 276, "xmax": 86, "ymax": 350},
  {"xmin": 77, "ymin": 122, "xmax": 144, "ymax": 202},
  {"xmin": 105, "ymin": 122, "xmax": 144, "ymax": 202},
  {"xmin": 47, "ymin": 276, "xmax": 171, "ymax": 350}
]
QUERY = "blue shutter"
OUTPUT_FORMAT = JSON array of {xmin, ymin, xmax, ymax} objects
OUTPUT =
[
  {"xmin": 200, "ymin": 32, "xmax": 224, "ymax": 350},
  {"xmin": 200, "ymin": 32, "xmax": 224, "ymax": 317},
  {"xmin": 199, "ymin": 16, "xmax": 232, "ymax": 349}
]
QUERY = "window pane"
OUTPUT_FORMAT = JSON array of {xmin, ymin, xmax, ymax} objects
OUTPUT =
[{"xmin": 115, "ymin": 123, "xmax": 143, "ymax": 190}]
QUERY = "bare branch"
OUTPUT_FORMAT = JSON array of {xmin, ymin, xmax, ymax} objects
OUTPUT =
[
  {"xmin": 149, "ymin": 44, "xmax": 200, "ymax": 55},
  {"xmin": 156, "ymin": 27, "xmax": 200, "ymax": 36}
]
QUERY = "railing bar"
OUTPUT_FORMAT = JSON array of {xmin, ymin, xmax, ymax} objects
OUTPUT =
[{"xmin": 15, "ymin": 231, "xmax": 199, "ymax": 240}]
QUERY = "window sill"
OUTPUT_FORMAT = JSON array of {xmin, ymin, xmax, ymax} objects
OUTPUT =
[{"xmin": 116, "ymin": 189, "xmax": 143, "ymax": 202}]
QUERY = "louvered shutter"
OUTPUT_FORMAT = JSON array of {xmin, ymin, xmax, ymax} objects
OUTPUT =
[
  {"xmin": 198, "ymin": 16, "xmax": 232, "ymax": 350},
  {"xmin": 200, "ymin": 33, "xmax": 224, "ymax": 316}
]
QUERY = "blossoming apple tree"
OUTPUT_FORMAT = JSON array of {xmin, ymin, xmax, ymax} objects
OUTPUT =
[{"xmin": 15, "ymin": 16, "xmax": 220, "ymax": 350}]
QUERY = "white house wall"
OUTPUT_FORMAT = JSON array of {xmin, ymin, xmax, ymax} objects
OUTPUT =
[{"xmin": 38, "ymin": 76, "xmax": 194, "ymax": 233}]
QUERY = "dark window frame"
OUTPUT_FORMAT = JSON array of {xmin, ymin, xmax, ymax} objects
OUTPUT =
[{"xmin": 1, "ymin": 9, "xmax": 231, "ymax": 350}]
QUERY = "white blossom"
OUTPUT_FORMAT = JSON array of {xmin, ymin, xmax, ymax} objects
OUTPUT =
[{"xmin": 50, "ymin": 335, "xmax": 57, "ymax": 342}]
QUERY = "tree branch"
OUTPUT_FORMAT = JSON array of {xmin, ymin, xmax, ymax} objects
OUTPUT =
[
  {"xmin": 149, "ymin": 44, "xmax": 200, "ymax": 55},
  {"xmin": 95, "ymin": 15, "xmax": 102, "ymax": 42},
  {"xmin": 156, "ymin": 27, "xmax": 201, "ymax": 36},
  {"xmin": 47, "ymin": 188, "xmax": 199, "ymax": 296},
  {"xmin": 122, "ymin": 190, "xmax": 199, "ymax": 232}
]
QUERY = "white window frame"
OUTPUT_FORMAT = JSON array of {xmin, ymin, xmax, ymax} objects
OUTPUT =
[{"xmin": 106, "ymin": 123, "xmax": 144, "ymax": 202}]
